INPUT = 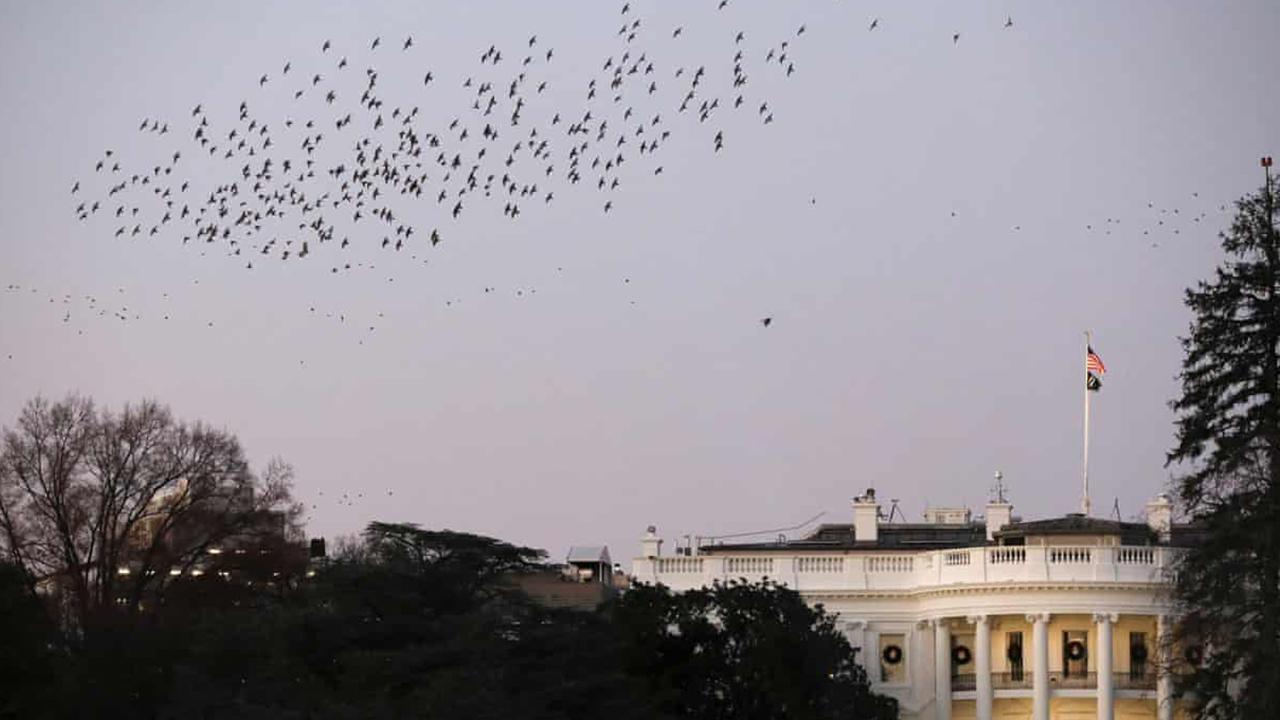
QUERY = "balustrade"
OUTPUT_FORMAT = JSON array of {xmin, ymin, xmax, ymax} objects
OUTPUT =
[
  {"xmin": 1117, "ymin": 547, "xmax": 1155, "ymax": 564},
  {"xmin": 655, "ymin": 557, "xmax": 703, "ymax": 573},
  {"xmin": 1048, "ymin": 671, "xmax": 1097, "ymax": 689},
  {"xmin": 989, "ymin": 547, "xmax": 1026, "ymax": 564},
  {"xmin": 991, "ymin": 671, "xmax": 1033, "ymax": 690},
  {"xmin": 639, "ymin": 545, "xmax": 1174, "ymax": 591},
  {"xmin": 796, "ymin": 556, "xmax": 843, "ymax": 573},
  {"xmin": 866, "ymin": 555, "xmax": 913, "ymax": 573},
  {"xmin": 725, "ymin": 556, "xmax": 772, "ymax": 575},
  {"xmin": 1114, "ymin": 671, "xmax": 1157, "ymax": 691},
  {"xmin": 1049, "ymin": 546, "xmax": 1092, "ymax": 563}
]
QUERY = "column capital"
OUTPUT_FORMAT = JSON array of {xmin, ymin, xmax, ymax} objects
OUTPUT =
[
  {"xmin": 930, "ymin": 617, "xmax": 952, "ymax": 629},
  {"xmin": 1092, "ymin": 612, "xmax": 1119, "ymax": 624},
  {"xmin": 966, "ymin": 614, "xmax": 989, "ymax": 625},
  {"xmin": 844, "ymin": 619, "xmax": 868, "ymax": 631},
  {"xmin": 1025, "ymin": 612, "xmax": 1051, "ymax": 624}
]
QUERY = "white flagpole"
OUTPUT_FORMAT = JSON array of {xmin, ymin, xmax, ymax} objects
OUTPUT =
[{"xmin": 1083, "ymin": 330, "xmax": 1092, "ymax": 516}]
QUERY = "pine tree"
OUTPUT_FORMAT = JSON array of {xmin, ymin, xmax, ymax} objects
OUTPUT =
[{"xmin": 1169, "ymin": 168, "xmax": 1280, "ymax": 719}]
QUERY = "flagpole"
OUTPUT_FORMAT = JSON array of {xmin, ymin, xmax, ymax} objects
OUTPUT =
[{"xmin": 1083, "ymin": 330, "xmax": 1092, "ymax": 516}]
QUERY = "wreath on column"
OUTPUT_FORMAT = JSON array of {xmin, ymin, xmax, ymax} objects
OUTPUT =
[
  {"xmin": 1066, "ymin": 640, "xmax": 1088, "ymax": 662},
  {"xmin": 882, "ymin": 645, "xmax": 904, "ymax": 665},
  {"xmin": 951, "ymin": 645, "xmax": 972, "ymax": 665}
]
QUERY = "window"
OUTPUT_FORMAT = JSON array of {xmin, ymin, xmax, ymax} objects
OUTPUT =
[
  {"xmin": 1129, "ymin": 632, "xmax": 1149, "ymax": 679},
  {"xmin": 879, "ymin": 633, "xmax": 906, "ymax": 684},
  {"xmin": 1063, "ymin": 630, "xmax": 1088, "ymax": 677},
  {"xmin": 951, "ymin": 633, "xmax": 974, "ymax": 679},
  {"xmin": 1006, "ymin": 631, "xmax": 1024, "ymax": 681}
]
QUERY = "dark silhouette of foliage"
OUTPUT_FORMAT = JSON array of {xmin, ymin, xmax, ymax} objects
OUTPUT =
[
  {"xmin": 0, "ymin": 517, "xmax": 894, "ymax": 719},
  {"xmin": 608, "ymin": 579, "xmax": 898, "ymax": 720},
  {"xmin": 1169, "ymin": 180, "xmax": 1280, "ymax": 719},
  {"xmin": 0, "ymin": 563, "xmax": 59, "ymax": 719},
  {"xmin": 0, "ymin": 395, "xmax": 303, "ymax": 639}
]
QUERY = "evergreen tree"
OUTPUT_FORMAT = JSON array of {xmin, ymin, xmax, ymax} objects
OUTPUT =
[{"xmin": 1169, "ymin": 171, "xmax": 1280, "ymax": 719}]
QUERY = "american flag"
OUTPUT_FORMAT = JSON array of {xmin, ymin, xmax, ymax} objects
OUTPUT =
[{"xmin": 1086, "ymin": 346, "xmax": 1106, "ymax": 375}]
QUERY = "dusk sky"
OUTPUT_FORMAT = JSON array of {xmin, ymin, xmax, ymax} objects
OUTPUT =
[{"xmin": 2, "ymin": 1, "xmax": 1277, "ymax": 567}]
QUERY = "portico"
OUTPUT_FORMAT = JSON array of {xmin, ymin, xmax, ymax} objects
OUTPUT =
[{"xmin": 926, "ymin": 611, "xmax": 1170, "ymax": 720}]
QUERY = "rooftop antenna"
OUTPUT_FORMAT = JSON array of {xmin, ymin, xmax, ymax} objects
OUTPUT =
[
  {"xmin": 991, "ymin": 470, "xmax": 1008, "ymax": 504},
  {"xmin": 1111, "ymin": 497, "xmax": 1122, "ymax": 522},
  {"xmin": 886, "ymin": 498, "xmax": 905, "ymax": 523}
]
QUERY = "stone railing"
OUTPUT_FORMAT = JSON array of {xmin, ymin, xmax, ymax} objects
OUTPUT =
[
  {"xmin": 991, "ymin": 671, "xmax": 1033, "ymax": 689},
  {"xmin": 631, "ymin": 545, "xmax": 1175, "ymax": 592},
  {"xmin": 1048, "ymin": 671, "xmax": 1097, "ymax": 689},
  {"xmin": 796, "ymin": 556, "xmax": 843, "ymax": 574},
  {"xmin": 654, "ymin": 557, "xmax": 703, "ymax": 574},
  {"xmin": 1113, "ymin": 671, "xmax": 1157, "ymax": 691}
]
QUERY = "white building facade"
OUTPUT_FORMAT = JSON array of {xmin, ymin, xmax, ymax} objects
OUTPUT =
[{"xmin": 632, "ymin": 489, "xmax": 1192, "ymax": 720}]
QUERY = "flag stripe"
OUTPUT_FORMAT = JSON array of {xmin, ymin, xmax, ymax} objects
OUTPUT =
[{"xmin": 1086, "ymin": 346, "xmax": 1106, "ymax": 375}]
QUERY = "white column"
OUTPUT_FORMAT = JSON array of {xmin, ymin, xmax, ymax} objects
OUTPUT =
[
  {"xmin": 969, "ymin": 615, "xmax": 993, "ymax": 720},
  {"xmin": 934, "ymin": 619, "xmax": 952, "ymax": 720},
  {"xmin": 1156, "ymin": 614, "xmax": 1174, "ymax": 720},
  {"xmin": 1095, "ymin": 613, "xmax": 1115, "ymax": 720},
  {"xmin": 1029, "ymin": 613, "xmax": 1051, "ymax": 720},
  {"xmin": 845, "ymin": 621, "xmax": 869, "ymax": 672}
]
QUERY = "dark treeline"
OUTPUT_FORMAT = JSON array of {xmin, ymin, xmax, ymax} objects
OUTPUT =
[
  {"xmin": 0, "ymin": 396, "xmax": 895, "ymax": 719},
  {"xmin": 0, "ymin": 520, "xmax": 896, "ymax": 720}
]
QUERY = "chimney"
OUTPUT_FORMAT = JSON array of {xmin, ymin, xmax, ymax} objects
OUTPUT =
[
  {"xmin": 1145, "ymin": 494, "xmax": 1173, "ymax": 542},
  {"xmin": 641, "ymin": 525, "xmax": 663, "ymax": 559},
  {"xmin": 985, "ymin": 502, "xmax": 1013, "ymax": 542},
  {"xmin": 853, "ymin": 488, "xmax": 879, "ymax": 544}
]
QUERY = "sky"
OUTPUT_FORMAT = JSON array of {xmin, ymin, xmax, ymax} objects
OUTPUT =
[{"xmin": 1, "ymin": 0, "xmax": 1277, "ymax": 567}]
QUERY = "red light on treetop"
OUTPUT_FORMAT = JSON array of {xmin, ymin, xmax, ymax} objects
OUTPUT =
[{"xmin": 1264, "ymin": 156, "xmax": 1274, "ymax": 168}]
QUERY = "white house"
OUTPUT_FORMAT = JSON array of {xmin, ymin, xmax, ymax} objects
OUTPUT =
[{"xmin": 632, "ymin": 487, "xmax": 1195, "ymax": 720}]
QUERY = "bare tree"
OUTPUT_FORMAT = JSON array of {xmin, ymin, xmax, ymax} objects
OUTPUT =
[{"xmin": 0, "ymin": 395, "xmax": 302, "ymax": 635}]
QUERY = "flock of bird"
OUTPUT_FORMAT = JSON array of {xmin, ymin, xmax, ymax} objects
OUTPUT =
[
  {"xmin": 7, "ymin": 5, "xmax": 1236, "ymax": 356},
  {"xmin": 70, "ymin": 1, "xmax": 819, "ymax": 284}
]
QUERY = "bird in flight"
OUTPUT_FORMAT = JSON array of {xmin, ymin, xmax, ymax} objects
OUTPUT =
[
  {"xmin": 869, "ymin": 18, "xmax": 880, "ymax": 31},
  {"xmin": 1005, "ymin": 16, "xmax": 1014, "ymax": 28},
  {"xmin": 760, "ymin": 317, "xmax": 772, "ymax": 327}
]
